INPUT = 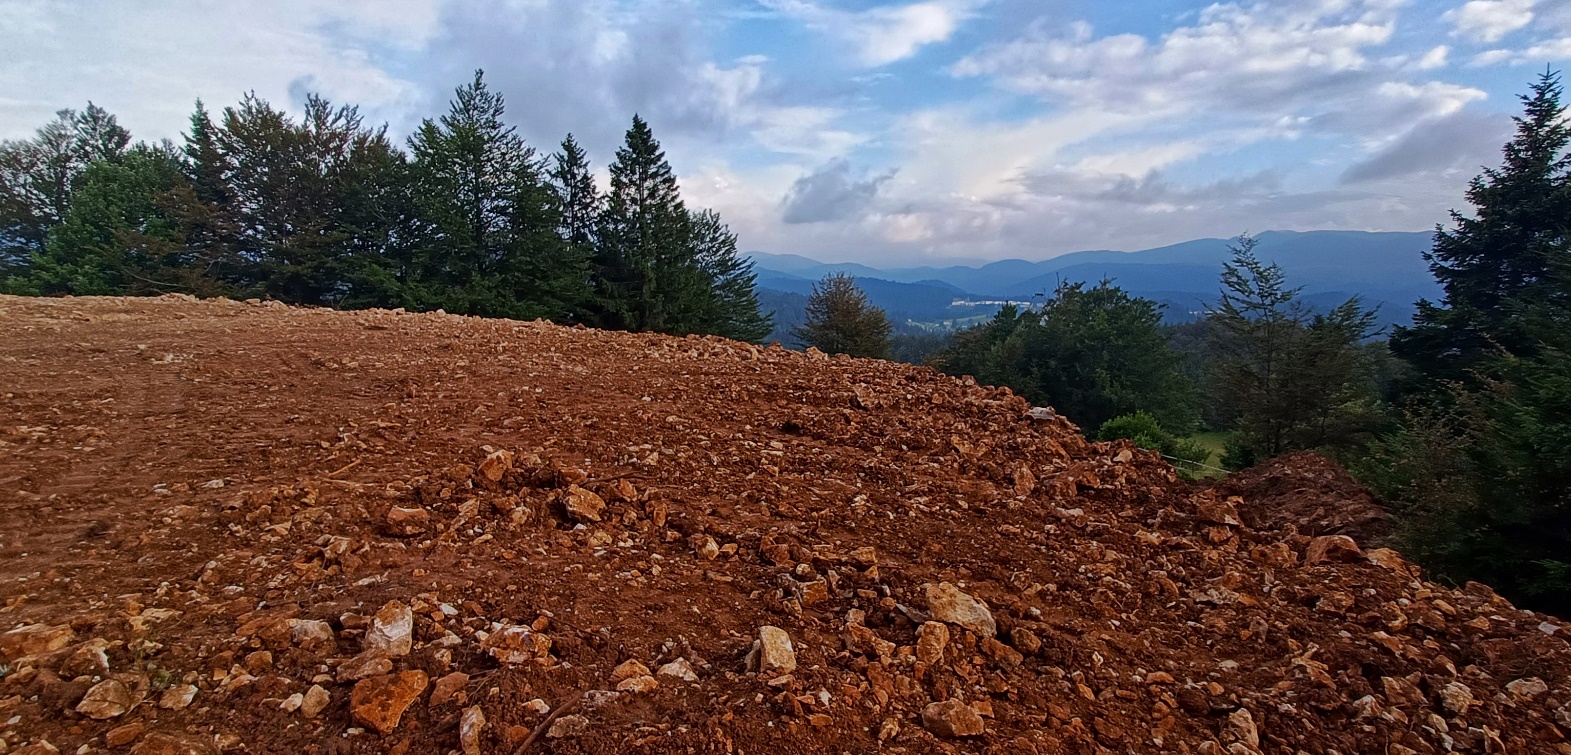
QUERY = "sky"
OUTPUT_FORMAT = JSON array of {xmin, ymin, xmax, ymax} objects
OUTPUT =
[{"xmin": 1, "ymin": 0, "xmax": 1567, "ymax": 265}]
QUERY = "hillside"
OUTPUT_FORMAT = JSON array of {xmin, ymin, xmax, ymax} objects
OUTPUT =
[{"xmin": 3, "ymin": 294, "xmax": 1569, "ymax": 754}]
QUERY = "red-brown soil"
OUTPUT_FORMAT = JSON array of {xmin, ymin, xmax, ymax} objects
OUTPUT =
[
  {"xmin": 2, "ymin": 294, "xmax": 1569, "ymax": 755},
  {"xmin": 1213, "ymin": 451, "xmax": 1395, "ymax": 545}
]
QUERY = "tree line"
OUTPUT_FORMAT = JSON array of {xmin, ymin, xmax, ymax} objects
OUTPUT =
[
  {"xmin": 0, "ymin": 71, "xmax": 772, "ymax": 342},
  {"xmin": 789, "ymin": 73, "xmax": 1571, "ymax": 613}
]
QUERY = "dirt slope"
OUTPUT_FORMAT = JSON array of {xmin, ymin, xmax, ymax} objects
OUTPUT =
[{"xmin": 1, "ymin": 294, "xmax": 1569, "ymax": 755}]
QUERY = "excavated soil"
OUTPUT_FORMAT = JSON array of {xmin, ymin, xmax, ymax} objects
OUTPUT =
[
  {"xmin": 2, "ymin": 294, "xmax": 1570, "ymax": 755},
  {"xmin": 1212, "ymin": 452, "xmax": 1395, "ymax": 546}
]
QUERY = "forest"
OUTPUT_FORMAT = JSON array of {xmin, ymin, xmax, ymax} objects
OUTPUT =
[{"xmin": 4, "ymin": 69, "xmax": 1570, "ymax": 614}]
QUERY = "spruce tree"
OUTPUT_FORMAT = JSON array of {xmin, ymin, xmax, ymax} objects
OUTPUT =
[
  {"xmin": 551, "ymin": 134, "xmax": 601, "ymax": 252},
  {"xmin": 594, "ymin": 115, "xmax": 706, "ymax": 333},
  {"xmin": 690, "ymin": 209, "xmax": 773, "ymax": 342},
  {"xmin": 1, "ymin": 104, "xmax": 130, "ymax": 279},
  {"xmin": 793, "ymin": 273, "xmax": 892, "ymax": 358},
  {"xmin": 1391, "ymin": 70, "xmax": 1571, "ymax": 386}
]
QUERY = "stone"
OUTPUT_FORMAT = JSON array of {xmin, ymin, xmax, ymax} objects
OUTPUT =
[
  {"xmin": 76, "ymin": 679, "xmax": 133, "ymax": 719},
  {"xmin": 547, "ymin": 714, "xmax": 590, "ymax": 738},
  {"xmin": 694, "ymin": 535, "xmax": 720, "ymax": 560},
  {"xmin": 129, "ymin": 734, "xmax": 215, "ymax": 755},
  {"xmin": 922, "ymin": 699, "xmax": 985, "ymax": 737},
  {"xmin": 244, "ymin": 650, "xmax": 273, "ymax": 673},
  {"xmin": 290, "ymin": 619, "xmax": 335, "ymax": 647},
  {"xmin": 459, "ymin": 705, "xmax": 486, "ymax": 755},
  {"xmin": 11, "ymin": 742, "xmax": 60, "ymax": 755},
  {"xmin": 611, "ymin": 659, "xmax": 651, "ymax": 683},
  {"xmin": 657, "ymin": 658, "xmax": 699, "ymax": 682},
  {"xmin": 1223, "ymin": 708, "xmax": 1260, "ymax": 750},
  {"xmin": 385, "ymin": 507, "xmax": 432, "ymax": 537},
  {"xmin": 0, "ymin": 624, "xmax": 74, "ymax": 659},
  {"xmin": 106, "ymin": 723, "xmax": 146, "ymax": 747},
  {"xmin": 924, "ymin": 582, "xmax": 997, "ymax": 637},
  {"xmin": 301, "ymin": 684, "xmax": 331, "ymax": 718},
  {"xmin": 758, "ymin": 626, "xmax": 796, "ymax": 676},
  {"xmin": 337, "ymin": 651, "xmax": 394, "ymax": 682},
  {"xmin": 429, "ymin": 672, "xmax": 470, "ymax": 707},
  {"xmin": 477, "ymin": 449, "xmax": 514, "ymax": 482},
  {"xmin": 1196, "ymin": 495, "xmax": 1243, "ymax": 527},
  {"xmin": 60, "ymin": 638, "xmax": 113, "ymax": 677},
  {"xmin": 1366, "ymin": 548, "xmax": 1413, "ymax": 573},
  {"xmin": 281, "ymin": 693, "xmax": 304, "ymax": 713},
  {"xmin": 523, "ymin": 699, "xmax": 551, "ymax": 716},
  {"xmin": 1439, "ymin": 682, "xmax": 1473, "ymax": 716},
  {"xmin": 351, "ymin": 671, "xmax": 430, "ymax": 734},
  {"xmin": 559, "ymin": 485, "xmax": 605, "ymax": 523},
  {"xmin": 980, "ymin": 637, "xmax": 1024, "ymax": 668},
  {"xmin": 364, "ymin": 601, "xmax": 413, "ymax": 657},
  {"xmin": 1507, "ymin": 677, "xmax": 1549, "ymax": 700},
  {"xmin": 616, "ymin": 675, "xmax": 659, "ymax": 694},
  {"xmin": 916, "ymin": 622, "xmax": 950, "ymax": 665},
  {"xmin": 482, "ymin": 626, "xmax": 549, "ymax": 665},
  {"xmin": 1011, "ymin": 627, "xmax": 1042, "ymax": 655},
  {"xmin": 159, "ymin": 684, "xmax": 198, "ymax": 710},
  {"xmin": 1305, "ymin": 536, "xmax": 1364, "ymax": 565},
  {"xmin": 797, "ymin": 579, "xmax": 830, "ymax": 606}
]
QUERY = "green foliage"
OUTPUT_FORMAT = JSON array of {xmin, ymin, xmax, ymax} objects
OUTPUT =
[
  {"xmin": 792, "ymin": 273, "xmax": 893, "ymax": 359},
  {"xmin": 1098, "ymin": 411, "xmax": 1213, "ymax": 478},
  {"xmin": 16, "ymin": 146, "xmax": 228, "ymax": 297},
  {"xmin": 1, "ymin": 104, "xmax": 130, "ymax": 280},
  {"xmin": 936, "ymin": 282, "xmax": 1199, "ymax": 433},
  {"xmin": 1206, "ymin": 234, "xmax": 1382, "ymax": 460},
  {"xmin": 1392, "ymin": 71, "xmax": 1571, "ymax": 390},
  {"xmin": 1362, "ymin": 71, "xmax": 1571, "ymax": 613},
  {"xmin": 690, "ymin": 210, "xmax": 773, "ymax": 342}
]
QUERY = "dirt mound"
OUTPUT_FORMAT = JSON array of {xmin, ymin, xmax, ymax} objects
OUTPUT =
[
  {"xmin": 2, "ymin": 294, "xmax": 1569, "ymax": 755},
  {"xmin": 1213, "ymin": 451, "xmax": 1395, "ymax": 545}
]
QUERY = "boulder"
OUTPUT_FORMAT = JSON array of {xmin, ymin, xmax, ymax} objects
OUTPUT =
[{"xmin": 924, "ymin": 582, "xmax": 997, "ymax": 637}]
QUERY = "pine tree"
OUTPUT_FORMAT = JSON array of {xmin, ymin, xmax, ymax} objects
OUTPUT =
[
  {"xmin": 690, "ymin": 209, "xmax": 772, "ymax": 342},
  {"xmin": 1391, "ymin": 70, "xmax": 1571, "ymax": 387},
  {"xmin": 550, "ymin": 134, "xmax": 600, "ymax": 251},
  {"xmin": 793, "ymin": 273, "xmax": 892, "ymax": 358},
  {"xmin": 594, "ymin": 115, "xmax": 706, "ymax": 333}
]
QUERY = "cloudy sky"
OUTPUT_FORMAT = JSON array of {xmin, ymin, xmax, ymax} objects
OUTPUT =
[{"xmin": 1, "ymin": 0, "xmax": 1566, "ymax": 264}]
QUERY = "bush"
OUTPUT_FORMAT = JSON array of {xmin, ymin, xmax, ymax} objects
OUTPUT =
[{"xmin": 1099, "ymin": 412, "xmax": 1215, "ymax": 479}]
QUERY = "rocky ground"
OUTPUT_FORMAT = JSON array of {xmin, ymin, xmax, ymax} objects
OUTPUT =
[{"xmin": 1, "ymin": 294, "xmax": 1568, "ymax": 755}]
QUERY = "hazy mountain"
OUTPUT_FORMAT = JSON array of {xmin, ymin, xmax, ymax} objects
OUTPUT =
[{"xmin": 750, "ymin": 230, "xmax": 1441, "ymax": 332}]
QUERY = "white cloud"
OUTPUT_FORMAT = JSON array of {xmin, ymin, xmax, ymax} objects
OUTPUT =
[
  {"xmin": 761, "ymin": 0, "xmax": 985, "ymax": 66},
  {"xmin": 1472, "ymin": 35, "xmax": 1571, "ymax": 64},
  {"xmin": 1444, "ymin": 0, "xmax": 1536, "ymax": 43}
]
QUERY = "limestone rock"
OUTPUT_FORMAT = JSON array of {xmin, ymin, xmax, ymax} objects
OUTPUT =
[
  {"xmin": 658, "ymin": 658, "xmax": 699, "ymax": 682},
  {"xmin": 385, "ymin": 507, "xmax": 432, "ymax": 537},
  {"xmin": 916, "ymin": 622, "xmax": 950, "ymax": 665},
  {"xmin": 351, "ymin": 670, "xmax": 430, "ymax": 734},
  {"xmin": 1223, "ymin": 708, "xmax": 1260, "ymax": 751},
  {"xmin": 1305, "ymin": 536, "xmax": 1364, "ymax": 565},
  {"xmin": 924, "ymin": 582, "xmax": 997, "ymax": 637},
  {"xmin": 429, "ymin": 671, "xmax": 471, "ymax": 707},
  {"xmin": 477, "ymin": 449, "xmax": 514, "ymax": 482},
  {"xmin": 364, "ymin": 601, "xmax": 414, "ymax": 657},
  {"xmin": 758, "ymin": 625, "xmax": 797, "ymax": 676},
  {"xmin": 615, "ymin": 675, "xmax": 659, "ymax": 694},
  {"xmin": 0, "ymin": 624, "xmax": 74, "ymax": 659},
  {"xmin": 482, "ymin": 626, "xmax": 550, "ymax": 665},
  {"xmin": 547, "ymin": 714, "xmax": 590, "ymax": 738},
  {"xmin": 159, "ymin": 684, "xmax": 198, "ymax": 710},
  {"xmin": 1439, "ymin": 682, "xmax": 1473, "ymax": 716},
  {"xmin": 76, "ymin": 679, "xmax": 133, "ymax": 720},
  {"xmin": 921, "ymin": 699, "xmax": 985, "ymax": 737},
  {"xmin": 337, "ymin": 651, "xmax": 394, "ymax": 682},
  {"xmin": 301, "ymin": 684, "xmax": 331, "ymax": 719},
  {"xmin": 611, "ymin": 659, "xmax": 651, "ymax": 683},
  {"xmin": 106, "ymin": 723, "xmax": 146, "ymax": 747},
  {"xmin": 60, "ymin": 638, "xmax": 112, "ymax": 677},
  {"xmin": 290, "ymin": 619, "xmax": 335, "ymax": 648},
  {"xmin": 1507, "ymin": 677, "xmax": 1549, "ymax": 700},
  {"xmin": 559, "ymin": 485, "xmax": 605, "ymax": 523},
  {"xmin": 459, "ymin": 705, "xmax": 486, "ymax": 755}
]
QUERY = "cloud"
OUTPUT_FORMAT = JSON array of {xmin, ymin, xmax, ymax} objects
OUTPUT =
[
  {"xmin": 761, "ymin": 0, "xmax": 984, "ymax": 66},
  {"xmin": 1471, "ymin": 35, "xmax": 1571, "ymax": 65},
  {"xmin": 781, "ymin": 160, "xmax": 896, "ymax": 224},
  {"xmin": 1444, "ymin": 0, "xmax": 1536, "ymax": 43},
  {"xmin": 1342, "ymin": 110, "xmax": 1513, "ymax": 183}
]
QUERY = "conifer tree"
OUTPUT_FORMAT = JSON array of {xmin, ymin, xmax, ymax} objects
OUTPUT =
[
  {"xmin": 1391, "ymin": 70, "xmax": 1571, "ymax": 387},
  {"xmin": 690, "ymin": 209, "xmax": 772, "ymax": 342},
  {"xmin": 551, "ymin": 134, "xmax": 600, "ymax": 252},
  {"xmin": 594, "ymin": 115, "xmax": 708, "ymax": 333},
  {"xmin": 396, "ymin": 71, "xmax": 585, "ymax": 319},
  {"xmin": 1, "ymin": 104, "xmax": 130, "ymax": 278},
  {"xmin": 793, "ymin": 273, "xmax": 892, "ymax": 358}
]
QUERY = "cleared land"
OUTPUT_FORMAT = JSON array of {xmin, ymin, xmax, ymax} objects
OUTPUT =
[{"xmin": 1, "ymin": 294, "xmax": 1568, "ymax": 754}]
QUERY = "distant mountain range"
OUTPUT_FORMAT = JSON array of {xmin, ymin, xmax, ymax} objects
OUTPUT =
[{"xmin": 748, "ymin": 230, "xmax": 1442, "ymax": 343}]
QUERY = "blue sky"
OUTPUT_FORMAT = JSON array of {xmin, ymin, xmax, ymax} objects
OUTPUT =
[{"xmin": 2, "ymin": 0, "xmax": 1568, "ymax": 264}]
